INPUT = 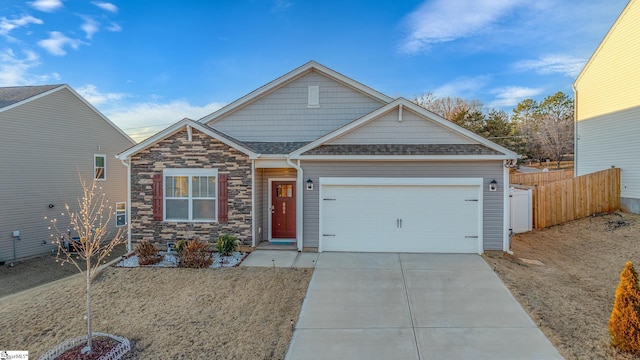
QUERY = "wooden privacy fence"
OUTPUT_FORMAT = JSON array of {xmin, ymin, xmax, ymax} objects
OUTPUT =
[
  {"xmin": 510, "ymin": 168, "xmax": 620, "ymax": 229},
  {"xmin": 510, "ymin": 169, "xmax": 574, "ymax": 187}
]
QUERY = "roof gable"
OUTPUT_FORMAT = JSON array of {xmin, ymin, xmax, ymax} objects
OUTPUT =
[
  {"xmin": 0, "ymin": 84, "xmax": 134, "ymax": 144},
  {"xmin": 291, "ymin": 98, "xmax": 518, "ymax": 159},
  {"xmin": 205, "ymin": 69, "xmax": 390, "ymax": 142},
  {"xmin": 0, "ymin": 85, "xmax": 64, "ymax": 110},
  {"xmin": 327, "ymin": 105, "xmax": 474, "ymax": 145},
  {"xmin": 575, "ymin": 0, "xmax": 637, "ymax": 86},
  {"xmin": 117, "ymin": 118, "xmax": 258, "ymax": 160},
  {"xmin": 197, "ymin": 61, "xmax": 395, "ymax": 142}
]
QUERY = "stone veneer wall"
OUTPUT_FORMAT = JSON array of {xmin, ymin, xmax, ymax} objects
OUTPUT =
[{"xmin": 130, "ymin": 127, "xmax": 252, "ymax": 245}]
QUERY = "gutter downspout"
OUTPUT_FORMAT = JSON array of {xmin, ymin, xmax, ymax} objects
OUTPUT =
[
  {"xmin": 286, "ymin": 156, "xmax": 303, "ymax": 252},
  {"xmin": 119, "ymin": 158, "xmax": 132, "ymax": 252},
  {"xmin": 251, "ymin": 159, "xmax": 256, "ymax": 247},
  {"xmin": 503, "ymin": 160, "xmax": 514, "ymax": 255}
]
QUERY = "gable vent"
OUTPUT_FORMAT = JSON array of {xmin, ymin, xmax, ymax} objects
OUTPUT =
[{"xmin": 308, "ymin": 86, "xmax": 319, "ymax": 108}]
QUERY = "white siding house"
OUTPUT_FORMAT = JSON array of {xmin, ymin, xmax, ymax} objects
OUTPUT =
[
  {"xmin": 0, "ymin": 85, "xmax": 135, "ymax": 262},
  {"xmin": 574, "ymin": 0, "xmax": 640, "ymax": 213}
]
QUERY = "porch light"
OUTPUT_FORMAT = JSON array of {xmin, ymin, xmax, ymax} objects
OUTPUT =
[
  {"xmin": 489, "ymin": 179, "xmax": 498, "ymax": 192},
  {"xmin": 306, "ymin": 178, "xmax": 314, "ymax": 191}
]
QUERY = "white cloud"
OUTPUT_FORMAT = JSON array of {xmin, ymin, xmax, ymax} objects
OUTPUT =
[
  {"xmin": 37, "ymin": 31, "xmax": 85, "ymax": 56},
  {"xmin": 29, "ymin": 0, "xmax": 63, "ymax": 12},
  {"xmin": 80, "ymin": 16, "xmax": 99, "ymax": 39},
  {"xmin": 105, "ymin": 100, "xmax": 226, "ymax": 142},
  {"xmin": 0, "ymin": 15, "xmax": 43, "ymax": 39},
  {"xmin": 488, "ymin": 86, "xmax": 543, "ymax": 108},
  {"xmin": 106, "ymin": 22, "xmax": 122, "ymax": 32},
  {"xmin": 513, "ymin": 55, "xmax": 587, "ymax": 77},
  {"xmin": 431, "ymin": 75, "xmax": 491, "ymax": 98},
  {"xmin": 92, "ymin": 1, "xmax": 118, "ymax": 13},
  {"xmin": 400, "ymin": 0, "xmax": 525, "ymax": 53},
  {"xmin": 272, "ymin": 0, "xmax": 293, "ymax": 12},
  {"xmin": 76, "ymin": 84, "xmax": 127, "ymax": 105},
  {"xmin": 0, "ymin": 49, "xmax": 60, "ymax": 86}
]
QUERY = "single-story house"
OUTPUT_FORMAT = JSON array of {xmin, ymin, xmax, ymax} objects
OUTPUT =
[
  {"xmin": 117, "ymin": 61, "xmax": 518, "ymax": 253},
  {"xmin": 574, "ymin": 0, "xmax": 640, "ymax": 213}
]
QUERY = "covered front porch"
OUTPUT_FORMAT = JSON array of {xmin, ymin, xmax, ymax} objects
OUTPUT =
[{"xmin": 253, "ymin": 162, "xmax": 302, "ymax": 249}]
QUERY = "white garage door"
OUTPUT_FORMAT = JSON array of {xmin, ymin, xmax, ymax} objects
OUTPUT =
[{"xmin": 320, "ymin": 180, "xmax": 481, "ymax": 253}]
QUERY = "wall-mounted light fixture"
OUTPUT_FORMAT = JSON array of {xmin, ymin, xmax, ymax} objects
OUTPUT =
[
  {"xmin": 48, "ymin": 203, "xmax": 55, "ymax": 209},
  {"xmin": 306, "ymin": 178, "xmax": 314, "ymax": 191},
  {"xmin": 489, "ymin": 179, "xmax": 498, "ymax": 192}
]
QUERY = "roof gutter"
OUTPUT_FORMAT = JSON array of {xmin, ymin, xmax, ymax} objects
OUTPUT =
[{"xmin": 286, "ymin": 156, "xmax": 303, "ymax": 251}]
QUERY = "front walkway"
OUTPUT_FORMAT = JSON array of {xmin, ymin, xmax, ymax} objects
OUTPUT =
[{"xmin": 243, "ymin": 251, "xmax": 562, "ymax": 360}]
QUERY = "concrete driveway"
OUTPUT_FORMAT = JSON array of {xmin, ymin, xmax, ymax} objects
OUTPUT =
[{"xmin": 285, "ymin": 253, "xmax": 562, "ymax": 360}]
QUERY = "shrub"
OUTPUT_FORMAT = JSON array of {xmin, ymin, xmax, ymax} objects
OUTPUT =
[
  {"xmin": 215, "ymin": 234, "xmax": 238, "ymax": 256},
  {"xmin": 136, "ymin": 240, "xmax": 161, "ymax": 266},
  {"xmin": 609, "ymin": 261, "xmax": 640, "ymax": 352},
  {"xmin": 174, "ymin": 239, "xmax": 188, "ymax": 254},
  {"xmin": 178, "ymin": 237, "xmax": 213, "ymax": 268}
]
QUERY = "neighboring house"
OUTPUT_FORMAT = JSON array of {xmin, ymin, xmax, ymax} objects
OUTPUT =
[
  {"xmin": 574, "ymin": 0, "xmax": 640, "ymax": 213},
  {"xmin": 117, "ymin": 61, "xmax": 518, "ymax": 254},
  {"xmin": 0, "ymin": 85, "xmax": 135, "ymax": 263}
]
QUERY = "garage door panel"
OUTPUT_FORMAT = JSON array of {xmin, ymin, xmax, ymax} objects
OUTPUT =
[{"xmin": 321, "ymin": 183, "xmax": 480, "ymax": 253}]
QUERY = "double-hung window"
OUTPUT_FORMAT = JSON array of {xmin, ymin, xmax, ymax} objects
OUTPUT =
[
  {"xmin": 94, "ymin": 154, "xmax": 106, "ymax": 180},
  {"xmin": 164, "ymin": 169, "xmax": 217, "ymax": 221}
]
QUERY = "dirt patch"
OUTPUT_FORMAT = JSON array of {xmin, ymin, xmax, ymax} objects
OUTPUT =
[
  {"xmin": 0, "ymin": 244, "xmax": 128, "ymax": 298},
  {"xmin": 0, "ymin": 266, "xmax": 312, "ymax": 359},
  {"xmin": 485, "ymin": 212, "xmax": 640, "ymax": 360}
]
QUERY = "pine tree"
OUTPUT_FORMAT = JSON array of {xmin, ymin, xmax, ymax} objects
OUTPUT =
[{"xmin": 610, "ymin": 261, "xmax": 640, "ymax": 352}]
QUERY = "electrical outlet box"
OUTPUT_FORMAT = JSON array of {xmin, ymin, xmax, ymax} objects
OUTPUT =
[{"xmin": 12, "ymin": 230, "xmax": 20, "ymax": 237}]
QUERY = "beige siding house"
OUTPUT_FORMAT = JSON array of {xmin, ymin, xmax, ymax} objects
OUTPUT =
[
  {"xmin": 118, "ymin": 61, "xmax": 518, "ymax": 254},
  {"xmin": 574, "ymin": 0, "xmax": 640, "ymax": 213},
  {"xmin": 0, "ymin": 85, "xmax": 135, "ymax": 263}
]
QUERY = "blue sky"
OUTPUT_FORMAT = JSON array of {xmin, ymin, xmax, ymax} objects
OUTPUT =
[{"xmin": 0, "ymin": 0, "xmax": 629, "ymax": 141}]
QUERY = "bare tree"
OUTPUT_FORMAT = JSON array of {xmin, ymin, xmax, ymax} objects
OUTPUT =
[
  {"xmin": 512, "ymin": 92, "xmax": 574, "ymax": 167},
  {"xmin": 413, "ymin": 92, "xmax": 482, "ymax": 121},
  {"xmin": 47, "ymin": 176, "xmax": 126, "ymax": 354}
]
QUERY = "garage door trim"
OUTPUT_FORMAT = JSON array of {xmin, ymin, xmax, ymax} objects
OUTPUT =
[{"xmin": 318, "ymin": 177, "xmax": 483, "ymax": 254}]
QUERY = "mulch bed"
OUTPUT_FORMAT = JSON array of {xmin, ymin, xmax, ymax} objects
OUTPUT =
[{"xmin": 55, "ymin": 337, "xmax": 119, "ymax": 360}]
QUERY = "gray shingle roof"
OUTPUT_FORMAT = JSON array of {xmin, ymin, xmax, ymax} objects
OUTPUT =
[
  {"xmin": 243, "ymin": 142, "xmax": 311, "ymax": 154},
  {"xmin": 0, "ymin": 85, "xmax": 63, "ymax": 109},
  {"xmin": 302, "ymin": 144, "xmax": 504, "ymax": 156}
]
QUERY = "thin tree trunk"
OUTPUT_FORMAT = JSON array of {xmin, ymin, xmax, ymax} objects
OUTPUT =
[{"xmin": 86, "ymin": 257, "xmax": 92, "ymax": 353}]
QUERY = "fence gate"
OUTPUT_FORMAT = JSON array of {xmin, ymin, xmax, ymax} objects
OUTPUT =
[{"xmin": 509, "ymin": 187, "xmax": 532, "ymax": 234}]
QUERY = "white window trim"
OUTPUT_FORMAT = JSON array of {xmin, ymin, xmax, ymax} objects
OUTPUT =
[
  {"xmin": 94, "ymin": 154, "xmax": 106, "ymax": 181},
  {"xmin": 116, "ymin": 202, "xmax": 126, "ymax": 227},
  {"xmin": 163, "ymin": 168, "xmax": 218, "ymax": 222}
]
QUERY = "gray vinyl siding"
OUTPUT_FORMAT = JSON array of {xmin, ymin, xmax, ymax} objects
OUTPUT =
[
  {"xmin": 254, "ymin": 168, "xmax": 264, "ymax": 244},
  {"xmin": 257, "ymin": 169, "xmax": 297, "ymax": 242},
  {"xmin": 208, "ymin": 71, "xmax": 386, "ymax": 142},
  {"xmin": 300, "ymin": 161, "xmax": 504, "ymax": 251},
  {"xmin": 576, "ymin": 105, "xmax": 640, "ymax": 208},
  {"xmin": 0, "ymin": 88, "xmax": 134, "ymax": 262},
  {"xmin": 330, "ymin": 107, "xmax": 474, "ymax": 145}
]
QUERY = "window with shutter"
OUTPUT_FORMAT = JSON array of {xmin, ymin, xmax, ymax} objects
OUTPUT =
[
  {"xmin": 160, "ymin": 169, "xmax": 219, "ymax": 222},
  {"xmin": 218, "ymin": 174, "xmax": 228, "ymax": 223},
  {"xmin": 152, "ymin": 174, "xmax": 163, "ymax": 221}
]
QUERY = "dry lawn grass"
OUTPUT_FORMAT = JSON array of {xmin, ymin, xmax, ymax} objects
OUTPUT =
[
  {"xmin": 0, "ymin": 266, "xmax": 312, "ymax": 359},
  {"xmin": 485, "ymin": 212, "xmax": 640, "ymax": 360}
]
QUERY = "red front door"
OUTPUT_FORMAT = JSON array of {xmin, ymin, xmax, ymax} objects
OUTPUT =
[{"xmin": 271, "ymin": 181, "xmax": 296, "ymax": 238}]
